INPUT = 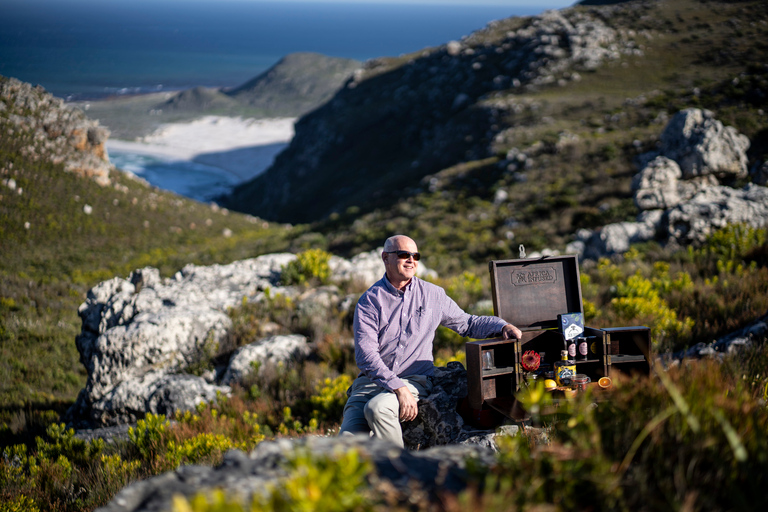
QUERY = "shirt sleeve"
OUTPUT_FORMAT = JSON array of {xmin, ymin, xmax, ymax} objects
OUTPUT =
[
  {"xmin": 438, "ymin": 289, "xmax": 509, "ymax": 340},
  {"xmin": 353, "ymin": 296, "xmax": 407, "ymax": 392}
]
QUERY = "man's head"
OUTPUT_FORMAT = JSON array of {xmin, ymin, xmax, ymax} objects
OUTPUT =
[{"xmin": 382, "ymin": 235, "xmax": 419, "ymax": 289}]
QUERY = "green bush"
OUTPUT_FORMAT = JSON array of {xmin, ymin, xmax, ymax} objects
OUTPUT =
[
  {"xmin": 172, "ymin": 448, "xmax": 374, "ymax": 512},
  {"xmin": 280, "ymin": 249, "xmax": 332, "ymax": 286}
]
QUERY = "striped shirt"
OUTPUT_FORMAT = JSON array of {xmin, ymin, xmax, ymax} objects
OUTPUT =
[{"xmin": 353, "ymin": 275, "xmax": 509, "ymax": 391}]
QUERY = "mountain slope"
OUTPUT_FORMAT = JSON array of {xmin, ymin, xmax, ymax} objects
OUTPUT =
[
  {"xmin": 227, "ymin": 52, "xmax": 362, "ymax": 117},
  {"xmin": 222, "ymin": 0, "xmax": 768, "ymax": 249},
  {"xmin": 72, "ymin": 53, "xmax": 361, "ymax": 140}
]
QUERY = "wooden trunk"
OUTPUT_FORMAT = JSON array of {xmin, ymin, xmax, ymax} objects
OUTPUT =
[{"xmin": 466, "ymin": 255, "xmax": 653, "ymax": 418}]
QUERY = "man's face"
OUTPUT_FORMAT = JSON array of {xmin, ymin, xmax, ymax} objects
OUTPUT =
[{"xmin": 383, "ymin": 237, "xmax": 419, "ymax": 285}]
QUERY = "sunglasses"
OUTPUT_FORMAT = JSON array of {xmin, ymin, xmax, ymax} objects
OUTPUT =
[{"xmin": 385, "ymin": 250, "xmax": 421, "ymax": 261}]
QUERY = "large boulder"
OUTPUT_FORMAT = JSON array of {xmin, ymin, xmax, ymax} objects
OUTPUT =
[
  {"xmin": 67, "ymin": 251, "xmax": 437, "ymax": 427},
  {"xmin": 402, "ymin": 362, "xmax": 510, "ymax": 450},
  {"xmin": 574, "ymin": 109, "xmax": 766, "ymax": 260},
  {"xmin": 663, "ymin": 184, "xmax": 768, "ymax": 244},
  {"xmin": 632, "ymin": 156, "xmax": 717, "ymax": 211},
  {"xmin": 221, "ymin": 334, "xmax": 310, "ymax": 386},
  {"xmin": 660, "ymin": 108, "xmax": 750, "ymax": 180},
  {"xmin": 95, "ymin": 435, "xmax": 499, "ymax": 512}
]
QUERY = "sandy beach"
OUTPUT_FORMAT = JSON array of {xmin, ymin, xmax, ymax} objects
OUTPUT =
[{"xmin": 106, "ymin": 116, "xmax": 296, "ymax": 182}]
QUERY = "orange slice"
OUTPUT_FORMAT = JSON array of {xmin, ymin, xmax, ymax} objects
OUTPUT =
[{"xmin": 598, "ymin": 376, "xmax": 612, "ymax": 389}]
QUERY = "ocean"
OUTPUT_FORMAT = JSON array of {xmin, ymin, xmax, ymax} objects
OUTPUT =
[{"xmin": 0, "ymin": 0, "xmax": 570, "ymax": 100}]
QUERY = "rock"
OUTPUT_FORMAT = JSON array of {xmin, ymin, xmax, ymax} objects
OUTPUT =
[
  {"xmin": 576, "ymin": 109, "xmax": 765, "ymax": 260},
  {"xmin": 633, "ymin": 156, "xmax": 700, "ymax": 211},
  {"xmin": 580, "ymin": 220, "xmax": 657, "ymax": 260},
  {"xmin": 403, "ymin": 362, "xmax": 506, "ymax": 450},
  {"xmin": 221, "ymin": 334, "xmax": 310, "ymax": 386},
  {"xmin": 663, "ymin": 184, "xmax": 768, "ymax": 244},
  {"xmin": 666, "ymin": 310, "xmax": 768, "ymax": 362},
  {"xmin": 660, "ymin": 108, "xmax": 750, "ymax": 180},
  {"xmin": 95, "ymin": 435, "xmax": 500, "ymax": 512},
  {"xmin": 0, "ymin": 76, "xmax": 114, "ymax": 186},
  {"xmin": 68, "ymin": 254, "xmax": 299, "ymax": 426},
  {"xmin": 68, "ymin": 250, "xmax": 439, "ymax": 427}
]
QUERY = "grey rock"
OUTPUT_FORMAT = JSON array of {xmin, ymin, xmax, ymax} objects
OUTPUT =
[
  {"xmin": 660, "ymin": 109, "xmax": 750, "ymax": 180},
  {"xmin": 146, "ymin": 375, "xmax": 230, "ymax": 418},
  {"xmin": 632, "ymin": 156, "xmax": 717, "ymax": 211},
  {"xmin": 69, "ymin": 254, "xmax": 303, "ymax": 426},
  {"xmin": 663, "ymin": 184, "xmax": 768, "ymax": 244},
  {"xmin": 0, "ymin": 76, "xmax": 114, "ymax": 186},
  {"xmin": 403, "ymin": 362, "xmax": 509, "ymax": 450},
  {"xmin": 578, "ymin": 109, "xmax": 766, "ymax": 260},
  {"xmin": 69, "ymin": 251, "xmax": 440, "ymax": 427},
  {"xmin": 666, "ymin": 310, "xmax": 768, "ymax": 362},
  {"xmin": 221, "ymin": 334, "xmax": 309, "ymax": 386},
  {"xmin": 95, "ymin": 435, "xmax": 501, "ymax": 512},
  {"xmin": 581, "ymin": 220, "xmax": 657, "ymax": 260}
]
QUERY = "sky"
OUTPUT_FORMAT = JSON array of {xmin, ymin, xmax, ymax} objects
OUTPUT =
[{"xmin": 3, "ymin": 0, "xmax": 576, "ymax": 6}]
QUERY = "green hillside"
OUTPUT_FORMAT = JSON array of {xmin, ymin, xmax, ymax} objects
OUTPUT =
[{"xmin": 225, "ymin": 0, "xmax": 768, "ymax": 258}]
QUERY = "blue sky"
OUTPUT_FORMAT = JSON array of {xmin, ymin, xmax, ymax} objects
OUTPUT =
[{"xmin": 10, "ymin": 0, "xmax": 575, "ymax": 6}]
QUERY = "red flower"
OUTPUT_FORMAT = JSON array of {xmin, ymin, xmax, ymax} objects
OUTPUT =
[{"xmin": 521, "ymin": 350, "xmax": 541, "ymax": 372}]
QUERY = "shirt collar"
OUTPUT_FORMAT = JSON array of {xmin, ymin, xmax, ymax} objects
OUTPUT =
[{"xmin": 382, "ymin": 274, "xmax": 415, "ymax": 296}]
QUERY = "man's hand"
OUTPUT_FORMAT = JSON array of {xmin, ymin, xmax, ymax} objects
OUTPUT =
[
  {"xmin": 502, "ymin": 323, "xmax": 522, "ymax": 340},
  {"xmin": 394, "ymin": 386, "xmax": 418, "ymax": 422}
]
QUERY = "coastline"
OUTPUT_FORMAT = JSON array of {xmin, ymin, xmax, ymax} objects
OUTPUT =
[{"xmin": 106, "ymin": 116, "xmax": 296, "ymax": 182}]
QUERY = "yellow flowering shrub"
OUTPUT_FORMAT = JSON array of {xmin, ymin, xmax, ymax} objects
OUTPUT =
[
  {"xmin": 310, "ymin": 374, "xmax": 353, "ymax": 422},
  {"xmin": 167, "ymin": 433, "xmax": 243, "ymax": 467},
  {"xmin": 280, "ymin": 248, "xmax": 332, "ymax": 286}
]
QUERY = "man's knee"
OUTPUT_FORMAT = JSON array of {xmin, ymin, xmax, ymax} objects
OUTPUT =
[{"xmin": 363, "ymin": 393, "xmax": 398, "ymax": 423}]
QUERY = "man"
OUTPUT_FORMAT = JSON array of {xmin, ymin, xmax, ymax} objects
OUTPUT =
[{"xmin": 339, "ymin": 235, "xmax": 522, "ymax": 448}]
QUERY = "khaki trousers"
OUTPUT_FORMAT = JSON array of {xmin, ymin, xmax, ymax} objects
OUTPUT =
[{"xmin": 338, "ymin": 374, "xmax": 432, "ymax": 449}]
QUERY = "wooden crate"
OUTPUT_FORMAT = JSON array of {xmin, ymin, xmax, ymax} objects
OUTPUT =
[
  {"xmin": 603, "ymin": 326, "xmax": 652, "ymax": 377},
  {"xmin": 466, "ymin": 255, "xmax": 652, "ymax": 419}
]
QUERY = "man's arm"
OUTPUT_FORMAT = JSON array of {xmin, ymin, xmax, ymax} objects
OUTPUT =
[{"xmin": 439, "ymin": 289, "xmax": 520, "ymax": 340}]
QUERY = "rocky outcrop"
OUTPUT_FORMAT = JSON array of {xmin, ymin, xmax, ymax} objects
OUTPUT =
[
  {"xmin": 573, "ymin": 109, "xmax": 768, "ymax": 260},
  {"xmin": 67, "ymin": 251, "xmax": 437, "ymax": 427},
  {"xmin": 224, "ymin": 6, "xmax": 646, "ymax": 223},
  {"xmin": 659, "ymin": 108, "xmax": 750, "ymax": 180},
  {"xmin": 402, "ymin": 362, "xmax": 511, "ymax": 450},
  {"xmin": 95, "ymin": 434, "xmax": 499, "ymax": 512},
  {"xmin": 0, "ymin": 76, "xmax": 113, "ymax": 186},
  {"xmin": 666, "ymin": 310, "xmax": 768, "ymax": 362}
]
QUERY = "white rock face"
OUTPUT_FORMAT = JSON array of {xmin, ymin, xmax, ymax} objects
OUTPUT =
[
  {"xmin": 577, "ymin": 109, "xmax": 767, "ymax": 260},
  {"xmin": 221, "ymin": 334, "xmax": 309, "ymax": 386},
  {"xmin": 660, "ymin": 108, "xmax": 750, "ymax": 179},
  {"xmin": 68, "ymin": 249, "xmax": 436, "ymax": 427},
  {"xmin": 664, "ymin": 184, "xmax": 768, "ymax": 244}
]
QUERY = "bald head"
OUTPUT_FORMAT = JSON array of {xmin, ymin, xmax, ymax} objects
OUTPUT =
[{"xmin": 383, "ymin": 235, "xmax": 417, "ymax": 253}]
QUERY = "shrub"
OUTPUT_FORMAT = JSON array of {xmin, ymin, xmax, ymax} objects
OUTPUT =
[
  {"xmin": 310, "ymin": 374, "xmax": 353, "ymax": 422},
  {"xmin": 172, "ymin": 448, "xmax": 374, "ymax": 512},
  {"xmin": 280, "ymin": 249, "xmax": 332, "ymax": 286}
]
